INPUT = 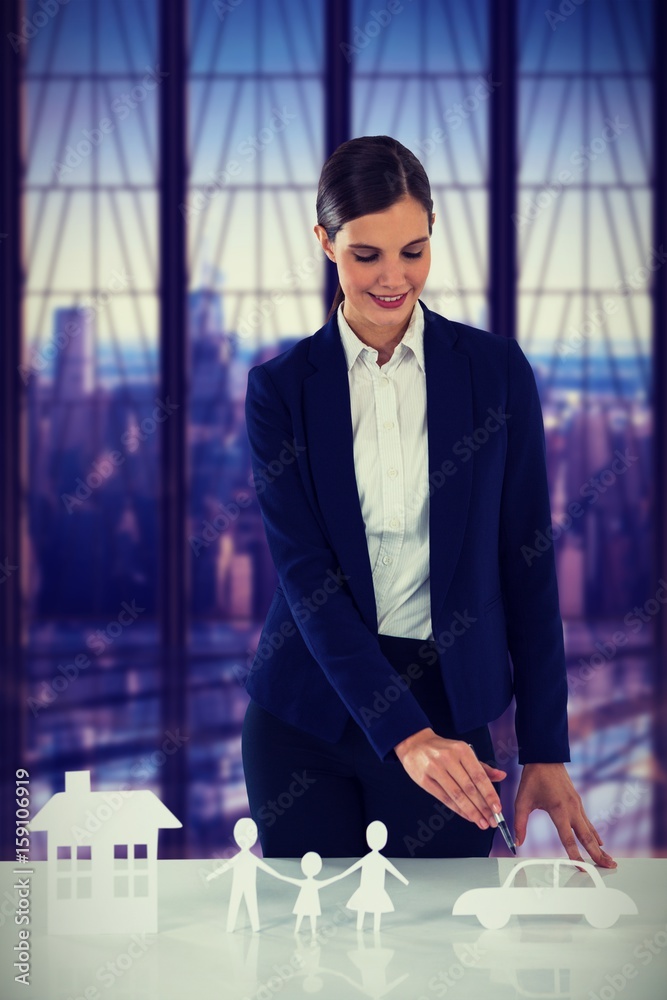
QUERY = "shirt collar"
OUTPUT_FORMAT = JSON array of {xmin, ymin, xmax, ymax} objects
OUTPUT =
[{"xmin": 337, "ymin": 298, "xmax": 425, "ymax": 373}]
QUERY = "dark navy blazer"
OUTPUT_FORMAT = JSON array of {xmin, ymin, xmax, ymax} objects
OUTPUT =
[{"xmin": 243, "ymin": 299, "xmax": 570, "ymax": 765}]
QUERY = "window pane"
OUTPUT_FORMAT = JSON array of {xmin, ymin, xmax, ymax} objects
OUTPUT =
[
  {"xmin": 517, "ymin": 0, "xmax": 654, "ymax": 854},
  {"xmin": 22, "ymin": 0, "xmax": 162, "ymax": 799},
  {"xmin": 185, "ymin": 0, "xmax": 326, "ymax": 856}
]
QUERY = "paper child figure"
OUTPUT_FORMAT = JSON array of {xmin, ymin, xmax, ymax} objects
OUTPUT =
[
  {"xmin": 339, "ymin": 820, "xmax": 409, "ymax": 933},
  {"xmin": 206, "ymin": 817, "xmax": 293, "ymax": 932},
  {"xmin": 279, "ymin": 851, "xmax": 349, "ymax": 937}
]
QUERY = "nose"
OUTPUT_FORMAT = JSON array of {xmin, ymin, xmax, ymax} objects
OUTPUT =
[{"xmin": 377, "ymin": 257, "xmax": 409, "ymax": 289}]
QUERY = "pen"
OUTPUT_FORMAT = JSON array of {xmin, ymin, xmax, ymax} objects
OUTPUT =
[
  {"xmin": 492, "ymin": 812, "xmax": 517, "ymax": 855},
  {"xmin": 466, "ymin": 743, "xmax": 517, "ymax": 854}
]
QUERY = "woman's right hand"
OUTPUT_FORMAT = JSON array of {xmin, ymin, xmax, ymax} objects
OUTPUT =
[{"xmin": 394, "ymin": 727, "xmax": 507, "ymax": 829}]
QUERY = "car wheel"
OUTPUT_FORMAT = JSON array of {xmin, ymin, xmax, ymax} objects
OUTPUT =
[
  {"xmin": 479, "ymin": 910, "xmax": 510, "ymax": 929},
  {"xmin": 586, "ymin": 907, "xmax": 618, "ymax": 929}
]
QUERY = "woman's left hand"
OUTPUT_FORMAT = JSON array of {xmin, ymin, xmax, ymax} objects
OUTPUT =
[{"xmin": 513, "ymin": 763, "xmax": 617, "ymax": 868}]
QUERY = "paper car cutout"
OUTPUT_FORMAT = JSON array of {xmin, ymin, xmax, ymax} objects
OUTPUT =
[{"xmin": 452, "ymin": 858, "xmax": 638, "ymax": 929}]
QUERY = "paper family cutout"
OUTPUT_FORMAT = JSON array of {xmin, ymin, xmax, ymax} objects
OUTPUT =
[
  {"xmin": 452, "ymin": 858, "xmax": 638, "ymax": 929},
  {"xmin": 207, "ymin": 818, "xmax": 409, "ymax": 935}
]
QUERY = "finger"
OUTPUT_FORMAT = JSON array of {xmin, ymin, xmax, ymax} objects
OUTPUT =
[
  {"xmin": 441, "ymin": 760, "xmax": 495, "ymax": 829},
  {"xmin": 461, "ymin": 744, "xmax": 507, "ymax": 814},
  {"xmin": 572, "ymin": 815, "xmax": 617, "ymax": 868},
  {"xmin": 586, "ymin": 815, "xmax": 604, "ymax": 846},
  {"xmin": 420, "ymin": 749, "xmax": 491, "ymax": 828},
  {"xmin": 461, "ymin": 755, "xmax": 505, "ymax": 817},
  {"xmin": 569, "ymin": 798, "xmax": 615, "ymax": 865},
  {"xmin": 514, "ymin": 803, "xmax": 529, "ymax": 847},
  {"xmin": 550, "ymin": 809, "xmax": 586, "ymax": 865},
  {"xmin": 480, "ymin": 762, "xmax": 507, "ymax": 781},
  {"xmin": 422, "ymin": 774, "xmax": 463, "ymax": 820},
  {"xmin": 405, "ymin": 760, "xmax": 462, "ymax": 821},
  {"xmin": 462, "ymin": 743, "xmax": 507, "ymax": 782},
  {"xmin": 423, "ymin": 771, "xmax": 488, "ymax": 829}
]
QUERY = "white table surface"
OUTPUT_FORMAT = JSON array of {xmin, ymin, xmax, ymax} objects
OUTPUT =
[{"xmin": 1, "ymin": 857, "xmax": 666, "ymax": 999}]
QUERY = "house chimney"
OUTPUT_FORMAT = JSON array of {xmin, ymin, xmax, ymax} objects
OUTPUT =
[{"xmin": 65, "ymin": 771, "xmax": 91, "ymax": 794}]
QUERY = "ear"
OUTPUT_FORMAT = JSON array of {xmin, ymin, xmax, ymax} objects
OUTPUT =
[{"xmin": 313, "ymin": 224, "xmax": 336, "ymax": 264}]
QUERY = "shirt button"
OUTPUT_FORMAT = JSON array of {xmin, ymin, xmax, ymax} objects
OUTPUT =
[
  {"xmin": 382, "ymin": 555, "xmax": 393, "ymax": 565},
  {"xmin": 387, "ymin": 468, "xmax": 398, "ymax": 478},
  {"xmin": 389, "ymin": 517, "xmax": 399, "ymax": 527},
  {"xmin": 380, "ymin": 376, "xmax": 390, "ymax": 387},
  {"xmin": 383, "ymin": 420, "xmax": 394, "ymax": 429}
]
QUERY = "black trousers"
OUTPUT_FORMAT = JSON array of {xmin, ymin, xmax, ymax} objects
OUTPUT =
[{"xmin": 241, "ymin": 633, "xmax": 502, "ymax": 858}]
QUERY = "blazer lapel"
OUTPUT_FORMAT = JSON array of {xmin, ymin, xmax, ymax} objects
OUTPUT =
[
  {"xmin": 422, "ymin": 303, "xmax": 475, "ymax": 627},
  {"xmin": 303, "ymin": 300, "xmax": 474, "ymax": 635}
]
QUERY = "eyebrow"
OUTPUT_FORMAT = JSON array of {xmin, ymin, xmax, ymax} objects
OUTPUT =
[{"xmin": 347, "ymin": 236, "xmax": 430, "ymax": 251}]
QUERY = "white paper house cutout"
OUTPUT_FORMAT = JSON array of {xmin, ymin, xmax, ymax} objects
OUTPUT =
[{"xmin": 30, "ymin": 770, "xmax": 182, "ymax": 935}]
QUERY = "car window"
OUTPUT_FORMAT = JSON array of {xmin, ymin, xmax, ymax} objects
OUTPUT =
[{"xmin": 504, "ymin": 861, "xmax": 600, "ymax": 891}]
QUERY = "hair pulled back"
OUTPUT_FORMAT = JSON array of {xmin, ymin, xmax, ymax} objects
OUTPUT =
[{"xmin": 315, "ymin": 135, "xmax": 433, "ymax": 322}]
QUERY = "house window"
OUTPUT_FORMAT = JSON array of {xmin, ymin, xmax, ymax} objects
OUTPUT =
[
  {"xmin": 56, "ymin": 844, "xmax": 93, "ymax": 899},
  {"xmin": 113, "ymin": 843, "xmax": 149, "ymax": 898},
  {"xmin": 76, "ymin": 845, "xmax": 92, "ymax": 898}
]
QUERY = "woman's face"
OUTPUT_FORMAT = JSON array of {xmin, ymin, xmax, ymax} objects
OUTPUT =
[{"xmin": 314, "ymin": 194, "xmax": 434, "ymax": 343}]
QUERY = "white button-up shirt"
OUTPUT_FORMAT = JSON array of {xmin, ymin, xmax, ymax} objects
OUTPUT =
[{"xmin": 337, "ymin": 300, "xmax": 433, "ymax": 640}]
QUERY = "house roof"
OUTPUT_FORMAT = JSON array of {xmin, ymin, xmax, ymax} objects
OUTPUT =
[{"xmin": 30, "ymin": 770, "xmax": 182, "ymax": 839}]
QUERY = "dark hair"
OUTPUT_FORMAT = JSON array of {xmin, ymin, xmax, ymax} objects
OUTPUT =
[{"xmin": 316, "ymin": 135, "xmax": 434, "ymax": 323}]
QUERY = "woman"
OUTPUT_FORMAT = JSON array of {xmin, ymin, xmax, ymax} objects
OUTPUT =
[{"xmin": 242, "ymin": 135, "xmax": 615, "ymax": 866}]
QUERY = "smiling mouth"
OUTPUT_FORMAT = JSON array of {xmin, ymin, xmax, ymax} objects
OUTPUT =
[{"xmin": 369, "ymin": 292, "xmax": 409, "ymax": 302}]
